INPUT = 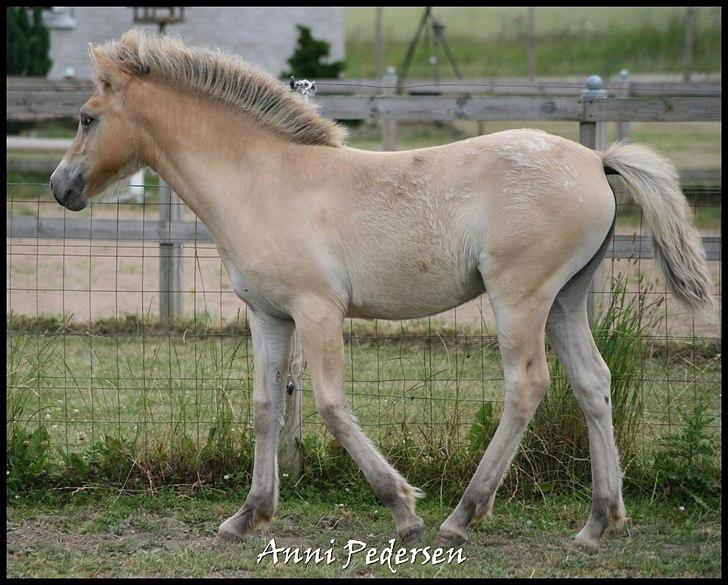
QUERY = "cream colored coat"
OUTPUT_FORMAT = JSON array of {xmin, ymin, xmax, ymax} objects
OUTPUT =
[{"xmin": 50, "ymin": 31, "xmax": 712, "ymax": 552}]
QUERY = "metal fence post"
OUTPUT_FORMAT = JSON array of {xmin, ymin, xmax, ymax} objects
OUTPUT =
[
  {"xmin": 579, "ymin": 75, "xmax": 609, "ymax": 325},
  {"xmin": 158, "ymin": 177, "xmax": 182, "ymax": 324},
  {"xmin": 616, "ymin": 69, "xmax": 630, "ymax": 142},
  {"xmin": 381, "ymin": 66, "xmax": 398, "ymax": 151}
]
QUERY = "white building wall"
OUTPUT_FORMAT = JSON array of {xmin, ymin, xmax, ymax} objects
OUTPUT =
[{"xmin": 45, "ymin": 7, "xmax": 345, "ymax": 80}]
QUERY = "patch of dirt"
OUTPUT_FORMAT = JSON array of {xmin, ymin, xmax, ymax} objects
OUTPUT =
[{"xmin": 6, "ymin": 512, "xmax": 213, "ymax": 558}]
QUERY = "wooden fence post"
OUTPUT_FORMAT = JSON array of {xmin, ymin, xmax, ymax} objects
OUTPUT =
[
  {"xmin": 579, "ymin": 75, "xmax": 609, "ymax": 325},
  {"xmin": 616, "ymin": 69, "xmax": 630, "ymax": 142},
  {"xmin": 158, "ymin": 177, "xmax": 182, "ymax": 324},
  {"xmin": 381, "ymin": 66, "xmax": 398, "ymax": 151},
  {"xmin": 278, "ymin": 80, "xmax": 313, "ymax": 479},
  {"xmin": 280, "ymin": 330, "xmax": 304, "ymax": 479}
]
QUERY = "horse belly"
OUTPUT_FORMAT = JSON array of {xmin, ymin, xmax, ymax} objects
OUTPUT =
[{"xmin": 346, "ymin": 264, "xmax": 485, "ymax": 320}]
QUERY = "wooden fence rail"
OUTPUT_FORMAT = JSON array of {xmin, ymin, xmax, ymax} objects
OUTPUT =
[
  {"xmin": 7, "ymin": 74, "xmax": 721, "ymax": 97},
  {"xmin": 7, "ymin": 92, "xmax": 722, "ymax": 123},
  {"xmin": 6, "ymin": 216, "xmax": 721, "ymax": 262}
]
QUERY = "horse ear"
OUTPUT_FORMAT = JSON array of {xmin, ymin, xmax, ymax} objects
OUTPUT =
[{"xmin": 88, "ymin": 43, "xmax": 128, "ymax": 91}]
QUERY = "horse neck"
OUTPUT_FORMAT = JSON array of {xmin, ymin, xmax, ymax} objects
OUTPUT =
[{"xmin": 129, "ymin": 80, "xmax": 292, "ymax": 226}]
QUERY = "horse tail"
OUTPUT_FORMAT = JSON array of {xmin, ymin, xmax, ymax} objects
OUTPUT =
[{"xmin": 600, "ymin": 141, "xmax": 715, "ymax": 319}]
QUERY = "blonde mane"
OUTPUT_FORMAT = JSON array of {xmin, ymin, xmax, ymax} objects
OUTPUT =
[{"xmin": 91, "ymin": 29, "xmax": 346, "ymax": 147}]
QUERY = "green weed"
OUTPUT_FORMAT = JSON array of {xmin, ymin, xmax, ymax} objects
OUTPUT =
[{"xmin": 650, "ymin": 401, "xmax": 721, "ymax": 503}]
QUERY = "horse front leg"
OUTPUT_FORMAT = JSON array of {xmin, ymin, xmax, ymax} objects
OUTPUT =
[
  {"xmin": 293, "ymin": 300, "xmax": 425, "ymax": 545},
  {"xmin": 218, "ymin": 310, "xmax": 295, "ymax": 541}
]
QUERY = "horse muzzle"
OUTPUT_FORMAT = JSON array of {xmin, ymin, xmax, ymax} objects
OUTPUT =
[{"xmin": 50, "ymin": 162, "xmax": 88, "ymax": 211}]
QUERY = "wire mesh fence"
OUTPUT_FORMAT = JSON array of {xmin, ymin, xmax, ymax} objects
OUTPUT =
[{"xmin": 5, "ymin": 180, "xmax": 721, "ymax": 481}]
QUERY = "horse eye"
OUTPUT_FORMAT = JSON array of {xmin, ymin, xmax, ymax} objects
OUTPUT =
[{"xmin": 80, "ymin": 114, "xmax": 94, "ymax": 128}]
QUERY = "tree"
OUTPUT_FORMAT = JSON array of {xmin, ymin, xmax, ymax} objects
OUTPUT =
[
  {"xmin": 6, "ymin": 6, "xmax": 52, "ymax": 76},
  {"xmin": 27, "ymin": 7, "xmax": 53, "ymax": 76},
  {"xmin": 7, "ymin": 7, "xmax": 30, "ymax": 75},
  {"xmin": 282, "ymin": 25, "xmax": 345, "ymax": 79}
]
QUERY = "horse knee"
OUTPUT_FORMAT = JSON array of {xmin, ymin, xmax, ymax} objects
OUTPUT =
[
  {"xmin": 505, "ymin": 362, "xmax": 550, "ymax": 422},
  {"xmin": 315, "ymin": 395, "xmax": 351, "ymax": 432}
]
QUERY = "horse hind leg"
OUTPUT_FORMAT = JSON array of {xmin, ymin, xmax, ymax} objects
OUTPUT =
[
  {"xmin": 546, "ymin": 248, "xmax": 627, "ymax": 551},
  {"xmin": 436, "ymin": 288, "xmax": 554, "ymax": 548}
]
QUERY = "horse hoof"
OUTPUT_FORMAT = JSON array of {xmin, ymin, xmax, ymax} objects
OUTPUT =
[
  {"xmin": 217, "ymin": 517, "xmax": 247, "ymax": 543},
  {"xmin": 434, "ymin": 529, "xmax": 467, "ymax": 549},
  {"xmin": 217, "ymin": 507, "xmax": 266, "ymax": 543},
  {"xmin": 399, "ymin": 521, "xmax": 425, "ymax": 546},
  {"xmin": 574, "ymin": 531, "xmax": 600, "ymax": 553},
  {"xmin": 217, "ymin": 527, "xmax": 242, "ymax": 544}
]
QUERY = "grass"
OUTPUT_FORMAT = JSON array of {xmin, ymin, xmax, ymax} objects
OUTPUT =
[
  {"xmin": 341, "ymin": 120, "xmax": 722, "ymax": 174},
  {"xmin": 7, "ymin": 119, "xmax": 78, "ymax": 138},
  {"xmin": 345, "ymin": 7, "xmax": 721, "ymax": 78},
  {"xmin": 6, "ymin": 488, "xmax": 721, "ymax": 577},
  {"xmin": 5, "ymin": 270, "xmax": 721, "ymax": 503},
  {"xmin": 6, "ymin": 314, "xmax": 719, "ymax": 458}
]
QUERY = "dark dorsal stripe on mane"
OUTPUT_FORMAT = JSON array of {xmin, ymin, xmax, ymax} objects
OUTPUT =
[{"xmin": 92, "ymin": 29, "xmax": 346, "ymax": 147}]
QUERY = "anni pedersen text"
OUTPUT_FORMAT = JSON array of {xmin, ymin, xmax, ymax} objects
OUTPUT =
[{"xmin": 256, "ymin": 538, "xmax": 466, "ymax": 573}]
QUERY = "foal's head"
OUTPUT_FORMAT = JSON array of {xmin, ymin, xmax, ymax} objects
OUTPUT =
[
  {"xmin": 51, "ymin": 29, "xmax": 347, "ymax": 211},
  {"xmin": 50, "ymin": 46, "xmax": 142, "ymax": 211}
]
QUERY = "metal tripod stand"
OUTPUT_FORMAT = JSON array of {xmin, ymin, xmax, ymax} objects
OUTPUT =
[{"xmin": 397, "ymin": 7, "xmax": 463, "ymax": 94}]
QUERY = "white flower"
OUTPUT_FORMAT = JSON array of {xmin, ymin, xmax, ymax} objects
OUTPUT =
[
  {"xmin": 73, "ymin": 409, "xmax": 79, "ymax": 414},
  {"xmin": 6, "ymin": 470, "xmax": 9, "ymax": 476},
  {"xmin": 679, "ymin": 506, "xmax": 685, "ymax": 512},
  {"xmin": 338, "ymin": 503, "xmax": 344, "ymax": 507},
  {"xmin": 15, "ymin": 495, "xmax": 20, "ymax": 499},
  {"xmin": 282, "ymin": 473, "xmax": 289, "ymax": 478},
  {"xmin": 223, "ymin": 474, "xmax": 230, "ymax": 480}
]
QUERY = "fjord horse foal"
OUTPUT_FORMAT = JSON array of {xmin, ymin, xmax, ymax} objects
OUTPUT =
[{"xmin": 51, "ymin": 31, "xmax": 713, "ymax": 551}]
